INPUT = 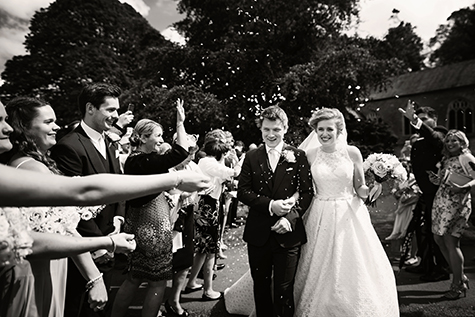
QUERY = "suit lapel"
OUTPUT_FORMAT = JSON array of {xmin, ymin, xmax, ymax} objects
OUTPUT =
[
  {"xmin": 272, "ymin": 145, "xmax": 290, "ymax": 196},
  {"xmin": 105, "ymin": 137, "xmax": 121, "ymax": 173},
  {"xmin": 75, "ymin": 126, "xmax": 107, "ymax": 174}
]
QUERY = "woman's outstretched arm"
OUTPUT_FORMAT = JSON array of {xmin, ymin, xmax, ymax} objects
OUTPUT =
[{"xmin": 0, "ymin": 165, "xmax": 210, "ymax": 207}]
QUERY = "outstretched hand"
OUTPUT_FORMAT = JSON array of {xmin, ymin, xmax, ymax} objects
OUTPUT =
[
  {"xmin": 176, "ymin": 171, "xmax": 212, "ymax": 193},
  {"xmin": 398, "ymin": 100, "xmax": 416, "ymax": 121},
  {"xmin": 111, "ymin": 233, "xmax": 136, "ymax": 254},
  {"xmin": 176, "ymin": 98, "xmax": 185, "ymax": 124}
]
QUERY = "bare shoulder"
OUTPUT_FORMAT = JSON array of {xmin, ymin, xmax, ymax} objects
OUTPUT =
[
  {"xmin": 346, "ymin": 145, "xmax": 363, "ymax": 162},
  {"xmin": 10, "ymin": 157, "xmax": 50, "ymax": 174}
]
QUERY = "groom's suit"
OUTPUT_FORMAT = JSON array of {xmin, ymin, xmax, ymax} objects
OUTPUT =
[
  {"xmin": 238, "ymin": 144, "xmax": 313, "ymax": 317},
  {"xmin": 50, "ymin": 124, "xmax": 124, "ymax": 317}
]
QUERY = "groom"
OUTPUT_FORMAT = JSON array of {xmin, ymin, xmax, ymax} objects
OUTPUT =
[{"xmin": 238, "ymin": 105, "xmax": 314, "ymax": 317}]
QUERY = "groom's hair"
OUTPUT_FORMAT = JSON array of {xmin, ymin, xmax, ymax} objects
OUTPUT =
[{"xmin": 259, "ymin": 106, "xmax": 288, "ymax": 128}]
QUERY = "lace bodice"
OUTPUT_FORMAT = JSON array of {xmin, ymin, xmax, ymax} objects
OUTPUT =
[{"xmin": 311, "ymin": 147, "xmax": 355, "ymax": 199}]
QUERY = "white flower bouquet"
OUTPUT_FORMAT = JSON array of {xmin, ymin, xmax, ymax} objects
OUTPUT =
[
  {"xmin": 363, "ymin": 153, "xmax": 407, "ymax": 206},
  {"xmin": 0, "ymin": 207, "xmax": 34, "ymax": 265},
  {"xmin": 24, "ymin": 205, "xmax": 104, "ymax": 236}
]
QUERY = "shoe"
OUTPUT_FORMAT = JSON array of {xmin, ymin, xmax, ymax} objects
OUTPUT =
[
  {"xmin": 420, "ymin": 272, "xmax": 450, "ymax": 282},
  {"xmin": 442, "ymin": 282, "xmax": 467, "ymax": 300},
  {"xmin": 230, "ymin": 223, "xmax": 239, "ymax": 228},
  {"xmin": 405, "ymin": 265, "xmax": 425, "ymax": 274},
  {"xmin": 164, "ymin": 300, "xmax": 190, "ymax": 316},
  {"xmin": 463, "ymin": 275, "xmax": 470, "ymax": 289},
  {"xmin": 201, "ymin": 292, "xmax": 223, "ymax": 301},
  {"xmin": 215, "ymin": 263, "xmax": 225, "ymax": 270},
  {"xmin": 404, "ymin": 256, "xmax": 420, "ymax": 266},
  {"xmin": 183, "ymin": 285, "xmax": 203, "ymax": 294}
]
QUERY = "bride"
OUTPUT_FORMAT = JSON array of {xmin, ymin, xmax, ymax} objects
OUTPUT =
[{"xmin": 225, "ymin": 108, "xmax": 399, "ymax": 316}]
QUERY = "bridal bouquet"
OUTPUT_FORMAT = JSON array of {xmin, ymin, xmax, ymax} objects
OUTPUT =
[
  {"xmin": 0, "ymin": 207, "xmax": 34, "ymax": 265},
  {"xmin": 363, "ymin": 153, "xmax": 407, "ymax": 206}
]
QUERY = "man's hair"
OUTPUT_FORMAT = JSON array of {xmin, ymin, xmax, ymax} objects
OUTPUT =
[
  {"xmin": 78, "ymin": 83, "xmax": 121, "ymax": 118},
  {"xmin": 259, "ymin": 106, "xmax": 288, "ymax": 128},
  {"xmin": 415, "ymin": 106, "xmax": 437, "ymax": 120}
]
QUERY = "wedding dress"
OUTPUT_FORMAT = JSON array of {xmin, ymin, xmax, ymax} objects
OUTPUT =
[
  {"xmin": 293, "ymin": 145, "xmax": 399, "ymax": 316},
  {"xmin": 225, "ymin": 144, "xmax": 399, "ymax": 317}
]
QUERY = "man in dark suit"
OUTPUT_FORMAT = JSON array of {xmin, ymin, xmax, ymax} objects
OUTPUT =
[
  {"xmin": 238, "ymin": 106, "xmax": 314, "ymax": 317},
  {"xmin": 400, "ymin": 101, "xmax": 449, "ymax": 281},
  {"xmin": 50, "ymin": 83, "xmax": 130, "ymax": 316}
]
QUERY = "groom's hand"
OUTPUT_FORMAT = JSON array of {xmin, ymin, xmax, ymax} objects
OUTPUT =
[
  {"xmin": 271, "ymin": 217, "xmax": 292, "ymax": 234},
  {"xmin": 271, "ymin": 199, "xmax": 292, "ymax": 216}
]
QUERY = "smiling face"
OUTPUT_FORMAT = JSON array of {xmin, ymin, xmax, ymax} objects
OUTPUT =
[
  {"xmin": 0, "ymin": 103, "xmax": 13, "ymax": 154},
  {"xmin": 28, "ymin": 105, "xmax": 60, "ymax": 153},
  {"xmin": 86, "ymin": 97, "xmax": 120, "ymax": 133},
  {"xmin": 261, "ymin": 118, "xmax": 287, "ymax": 149},
  {"xmin": 140, "ymin": 126, "xmax": 164, "ymax": 153},
  {"xmin": 316, "ymin": 119, "xmax": 339, "ymax": 147},
  {"xmin": 445, "ymin": 134, "xmax": 463, "ymax": 156}
]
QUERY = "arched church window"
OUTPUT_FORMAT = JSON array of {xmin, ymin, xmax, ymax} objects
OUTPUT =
[{"xmin": 447, "ymin": 99, "xmax": 473, "ymax": 134}]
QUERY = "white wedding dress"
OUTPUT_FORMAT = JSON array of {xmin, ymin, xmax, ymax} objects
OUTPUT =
[{"xmin": 225, "ymin": 145, "xmax": 399, "ymax": 316}]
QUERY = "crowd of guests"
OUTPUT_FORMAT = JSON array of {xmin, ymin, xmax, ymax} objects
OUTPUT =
[
  {"xmin": 1, "ymin": 81, "xmax": 475, "ymax": 317},
  {"xmin": 0, "ymin": 82, "xmax": 250, "ymax": 317}
]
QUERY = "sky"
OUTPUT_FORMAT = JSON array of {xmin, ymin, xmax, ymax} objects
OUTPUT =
[{"xmin": 0, "ymin": 0, "xmax": 473, "ymax": 81}]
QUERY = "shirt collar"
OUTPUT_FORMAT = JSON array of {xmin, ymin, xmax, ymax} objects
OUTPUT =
[
  {"xmin": 266, "ymin": 141, "xmax": 284, "ymax": 155},
  {"xmin": 81, "ymin": 120, "xmax": 104, "ymax": 143}
]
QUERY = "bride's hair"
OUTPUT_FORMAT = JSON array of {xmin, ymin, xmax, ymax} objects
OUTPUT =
[{"xmin": 308, "ymin": 108, "xmax": 345, "ymax": 135}]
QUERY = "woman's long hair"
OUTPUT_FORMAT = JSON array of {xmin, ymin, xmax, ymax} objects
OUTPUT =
[{"xmin": 6, "ymin": 97, "xmax": 61, "ymax": 174}]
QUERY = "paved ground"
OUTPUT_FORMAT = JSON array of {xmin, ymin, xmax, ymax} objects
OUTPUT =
[{"xmin": 111, "ymin": 198, "xmax": 475, "ymax": 316}]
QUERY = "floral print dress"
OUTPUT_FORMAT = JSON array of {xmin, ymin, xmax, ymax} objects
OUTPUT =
[{"xmin": 432, "ymin": 156, "xmax": 472, "ymax": 238}]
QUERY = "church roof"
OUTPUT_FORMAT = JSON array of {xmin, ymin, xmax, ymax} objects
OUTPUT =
[{"xmin": 369, "ymin": 59, "xmax": 475, "ymax": 101}]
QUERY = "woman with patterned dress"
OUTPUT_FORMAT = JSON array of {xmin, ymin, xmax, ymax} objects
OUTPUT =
[
  {"xmin": 185, "ymin": 138, "xmax": 238, "ymax": 301},
  {"xmin": 111, "ymin": 100, "xmax": 190, "ymax": 317},
  {"xmin": 430, "ymin": 130, "xmax": 475, "ymax": 299}
]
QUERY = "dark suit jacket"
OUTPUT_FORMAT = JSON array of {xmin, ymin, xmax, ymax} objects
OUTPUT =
[
  {"xmin": 50, "ymin": 125, "xmax": 125, "ymax": 237},
  {"xmin": 411, "ymin": 124, "xmax": 447, "ymax": 196},
  {"xmin": 238, "ymin": 144, "xmax": 314, "ymax": 248}
]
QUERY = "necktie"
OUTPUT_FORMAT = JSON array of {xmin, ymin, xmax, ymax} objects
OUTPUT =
[{"xmin": 269, "ymin": 149, "xmax": 279, "ymax": 172}]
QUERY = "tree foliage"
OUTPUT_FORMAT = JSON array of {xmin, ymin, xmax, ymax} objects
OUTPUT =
[
  {"xmin": 429, "ymin": 4, "xmax": 475, "ymax": 66},
  {"xmin": 0, "ymin": 0, "xmax": 168, "ymax": 125},
  {"xmin": 0, "ymin": 0, "xmax": 417, "ymax": 154}
]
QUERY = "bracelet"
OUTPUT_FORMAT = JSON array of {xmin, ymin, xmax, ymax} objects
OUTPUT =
[
  {"xmin": 109, "ymin": 236, "xmax": 117, "ymax": 253},
  {"xmin": 85, "ymin": 273, "xmax": 103, "ymax": 292}
]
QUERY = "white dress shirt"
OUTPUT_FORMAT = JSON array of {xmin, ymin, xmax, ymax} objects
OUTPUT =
[{"xmin": 81, "ymin": 121, "xmax": 107, "ymax": 159}]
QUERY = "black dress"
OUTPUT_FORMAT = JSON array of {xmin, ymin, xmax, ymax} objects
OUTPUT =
[{"xmin": 123, "ymin": 145, "xmax": 188, "ymax": 281}]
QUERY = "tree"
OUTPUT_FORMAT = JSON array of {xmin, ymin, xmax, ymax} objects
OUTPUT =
[
  {"xmin": 429, "ymin": 5, "xmax": 475, "ymax": 66},
  {"xmin": 0, "ymin": 0, "xmax": 168, "ymax": 125},
  {"xmin": 274, "ymin": 38, "xmax": 401, "ymax": 152},
  {"xmin": 380, "ymin": 22, "xmax": 424, "ymax": 72}
]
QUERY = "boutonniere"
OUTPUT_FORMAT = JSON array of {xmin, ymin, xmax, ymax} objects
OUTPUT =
[
  {"xmin": 282, "ymin": 149, "xmax": 296, "ymax": 163},
  {"xmin": 105, "ymin": 131, "xmax": 121, "ymax": 145}
]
